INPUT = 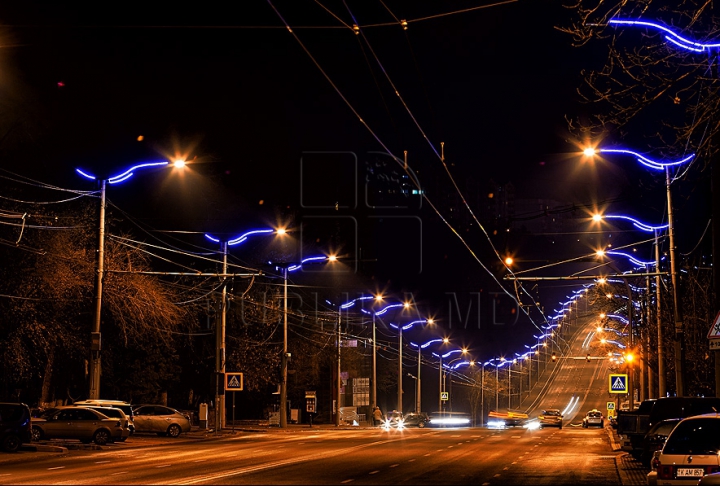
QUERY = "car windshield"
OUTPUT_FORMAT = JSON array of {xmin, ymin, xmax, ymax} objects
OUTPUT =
[
  {"xmin": 664, "ymin": 419, "xmax": 720, "ymax": 455},
  {"xmin": 588, "ymin": 412, "xmax": 602, "ymax": 418},
  {"xmin": 543, "ymin": 410, "xmax": 560, "ymax": 416}
]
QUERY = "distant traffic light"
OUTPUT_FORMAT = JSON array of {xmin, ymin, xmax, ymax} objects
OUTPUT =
[
  {"xmin": 586, "ymin": 354, "xmax": 591, "ymax": 362},
  {"xmin": 551, "ymin": 352, "xmax": 557, "ymax": 362}
]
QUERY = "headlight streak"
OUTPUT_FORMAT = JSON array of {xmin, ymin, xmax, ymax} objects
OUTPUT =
[{"xmin": 561, "ymin": 396, "xmax": 579, "ymax": 416}]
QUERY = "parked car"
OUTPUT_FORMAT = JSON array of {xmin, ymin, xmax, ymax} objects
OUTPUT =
[
  {"xmin": 582, "ymin": 409, "xmax": 604, "ymax": 428},
  {"xmin": 0, "ymin": 403, "xmax": 32, "ymax": 453},
  {"xmin": 616, "ymin": 396, "xmax": 720, "ymax": 460},
  {"xmin": 132, "ymin": 405, "xmax": 191, "ymax": 437},
  {"xmin": 31, "ymin": 406, "xmax": 125, "ymax": 445},
  {"xmin": 402, "ymin": 412, "xmax": 430, "ymax": 428},
  {"xmin": 639, "ymin": 417, "xmax": 682, "ymax": 468},
  {"xmin": 73, "ymin": 400, "xmax": 135, "ymax": 435},
  {"xmin": 71, "ymin": 405, "xmax": 131, "ymax": 441},
  {"xmin": 538, "ymin": 409, "xmax": 563, "ymax": 428},
  {"xmin": 652, "ymin": 413, "xmax": 720, "ymax": 484}
]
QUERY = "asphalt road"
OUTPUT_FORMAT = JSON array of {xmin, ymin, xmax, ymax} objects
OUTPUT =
[{"xmin": 0, "ymin": 425, "xmax": 635, "ymax": 485}]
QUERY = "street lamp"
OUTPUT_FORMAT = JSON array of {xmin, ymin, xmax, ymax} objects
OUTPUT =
[
  {"xmin": 433, "ymin": 348, "xmax": 466, "ymax": 412},
  {"xmin": 204, "ymin": 228, "xmax": 276, "ymax": 431},
  {"xmin": 76, "ymin": 158, "xmax": 186, "ymax": 399},
  {"xmin": 271, "ymin": 252, "xmax": 337, "ymax": 429},
  {"xmin": 409, "ymin": 337, "xmax": 448, "ymax": 414},
  {"xmin": 359, "ymin": 297, "xmax": 411, "ymax": 410},
  {"xmin": 584, "ymin": 146, "xmax": 693, "ymax": 396},
  {"xmin": 390, "ymin": 315, "xmax": 428, "ymax": 414}
]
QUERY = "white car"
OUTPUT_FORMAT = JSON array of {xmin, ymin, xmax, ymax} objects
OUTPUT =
[
  {"xmin": 651, "ymin": 414, "xmax": 720, "ymax": 484},
  {"xmin": 132, "ymin": 405, "xmax": 191, "ymax": 437}
]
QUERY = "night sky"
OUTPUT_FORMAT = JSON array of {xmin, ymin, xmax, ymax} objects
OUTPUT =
[{"xmin": 1, "ymin": 1, "xmax": 705, "ymax": 360}]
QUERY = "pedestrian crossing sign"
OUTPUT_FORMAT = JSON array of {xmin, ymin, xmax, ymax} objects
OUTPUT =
[
  {"xmin": 609, "ymin": 374, "xmax": 628, "ymax": 394},
  {"xmin": 440, "ymin": 391, "xmax": 449, "ymax": 401},
  {"xmin": 225, "ymin": 372, "xmax": 244, "ymax": 391}
]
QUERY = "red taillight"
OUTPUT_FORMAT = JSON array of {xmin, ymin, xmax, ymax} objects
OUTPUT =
[
  {"xmin": 651, "ymin": 456, "xmax": 661, "ymax": 471},
  {"xmin": 657, "ymin": 465, "xmax": 674, "ymax": 480}
]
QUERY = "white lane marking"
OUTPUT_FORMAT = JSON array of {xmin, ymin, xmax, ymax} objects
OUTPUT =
[
  {"xmin": 390, "ymin": 464, "xmax": 399, "ymax": 468},
  {"xmin": 369, "ymin": 470, "xmax": 379, "ymax": 475},
  {"xmin": 408, "ymin": 459, "xmax": 416, "ymax": 462},
  {"xmin": 156, "ymin": 464, "xmax": 172, "ymax": 468},
  {"xmin": 166, "ymin": 437, "xmax": 407, "ymax": 485},
  {"xmin": 48, "ymin": 467, "xmax": 65, "ymax": 470},
  {"xmin": 95, "ymin": 461, "xmax": 112, "ymax": 464},
  {"xmin": 112, "ymin": 471, "xmax": 129, "ymax": 476},
  {"xmin": 340, "ymin": 480, "xmax": 354, "ymax": 484}
]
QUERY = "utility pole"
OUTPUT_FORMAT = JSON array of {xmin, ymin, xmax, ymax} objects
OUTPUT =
[{"xmin": 667, "ymin": 168, "xmax": 685, "ymax": 396}]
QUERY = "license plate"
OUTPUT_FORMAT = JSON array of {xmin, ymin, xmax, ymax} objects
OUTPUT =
[{"xmin": 677, "ymin": 468, "xmax": 704, "ymax": 478}]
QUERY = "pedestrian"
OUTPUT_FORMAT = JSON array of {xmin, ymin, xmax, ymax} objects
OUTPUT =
[{"xmin": 372, "ymin": 406, "xmax": 383, "ymax": 426}]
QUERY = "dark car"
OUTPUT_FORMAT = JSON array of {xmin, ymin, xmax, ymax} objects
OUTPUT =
[
  {"xmin": 639, "ymin": 417, "xmax": 682, "ymax": 468},
  {"xmin": 0, "ymin": 403, "xmax": 32, "ymax": 452},
  {"xmin": 402, "ymin": 412, "xmax": 430, "ymax": 428}
]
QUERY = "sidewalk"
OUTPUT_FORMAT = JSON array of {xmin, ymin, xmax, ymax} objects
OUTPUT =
[{"xmin": 607, "ymin": 425, "xmax": 648, "ymax": 486}]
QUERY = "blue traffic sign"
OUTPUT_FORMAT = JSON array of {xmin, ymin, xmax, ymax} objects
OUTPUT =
[{"xmin": 609, "ymin": 374, "xmax": 628, "ymax": 394}]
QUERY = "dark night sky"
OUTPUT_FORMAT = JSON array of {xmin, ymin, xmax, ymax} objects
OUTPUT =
[{"xmin": 1, "ymin": 1, "xmax": 705, "ymax": 360}]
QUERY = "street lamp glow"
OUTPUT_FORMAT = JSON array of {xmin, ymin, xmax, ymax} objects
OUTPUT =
[
  {"xmin": 583, "ymin": 147, "xmax": 596, "ymax": 157},
  {"xmin": 173, "ymin": 159, "xmax": 186, "ymax": 168}
]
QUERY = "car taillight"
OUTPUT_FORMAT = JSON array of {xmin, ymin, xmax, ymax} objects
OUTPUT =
[
  {"xmin": 657, "ymin": 464, "xmax": 674, "ymax": 480},
  {"xmin": 650, "ymin": 456, "xmax": 661, "ymax": 471},
  {"xmin": 706, "ymin": 466, "xmax": 720, "ymax": 474}
]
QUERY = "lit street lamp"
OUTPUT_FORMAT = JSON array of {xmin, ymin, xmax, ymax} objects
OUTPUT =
[
  {"xmin": 271, "ymin": 252, "xmax": 337, "ymax": 429},
  {"xmin": 204, "ymin": 228, "xmax": 276, "ymax": 432},
  {"xmin": 409, "ymin": 337, "xmax": 448, "ymax": 414},
  {"xmin": 76, "ymin": 159, "xmax": 186, "ymax": 399},
  {"xmin": 433, "ymin": 348, "xmax": 466, "ymax": 412}
]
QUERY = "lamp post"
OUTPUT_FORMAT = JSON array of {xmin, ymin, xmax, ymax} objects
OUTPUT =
[
  {"xmin": 585, "ymin": 146, "xmax": 693, "ymax": 395},
  {"xmin": 76, "ymin": 159, "xmax": 185, "ymax": 399},
  {"xmin": 205, "ymin": 228, "xmax": 276, "ymax": 432},
  {"xmin": 361, "ymin": 298, "xmax": 409, "ymax": 411},
  {"xmin": 409, "ymin": 337, "xmax": 447, "ymax": 414},
  {"xmin": 434, "ymin": 348, "xmax": 466, "ymax": 412},
  {"xmin": 272, "ymin": 253, "xmax": 337, "ymax": 429},
  {"xmin": 391, "ymin": 316, "xmax": 428, "ymax": 414}
]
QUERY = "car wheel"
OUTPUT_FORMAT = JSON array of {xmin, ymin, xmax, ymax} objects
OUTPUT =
[
  {"xmin": 1, "ymin": 434, "xmax": 21, "ymax": 453},
  {"xmin": 93, "ymin": 429, "xmax": 111, "ymax": 446},
  {"xmin": 31, "ymin": 426, "xmax": 43, "ymax": 442},
  {"xmin": 167, "ymin": 424, "xmax": 182, "ymax": 438},
  {"xmin": 418, "ymin": 421, "xmax": 426, "ymax": 428}
]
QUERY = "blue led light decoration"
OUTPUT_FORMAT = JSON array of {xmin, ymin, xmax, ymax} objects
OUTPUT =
[
  {"xmin": 608, "ymin": 19, "xmax": 720, "ymax": 53},
  {"xmin": 584, "ymin": 147, "xmax": 695, "ymax": 170}
]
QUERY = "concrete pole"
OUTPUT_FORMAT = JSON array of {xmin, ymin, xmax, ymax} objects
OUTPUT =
[
  {"xmin": 667, "ymin": 168, "xmax": 685, "ymax": 396},
  {"xmin": 655, "ymin": 231, "xmax": 666, "ymax": 397},
  {"xmin": 89, "ymin": 179, "xmax": 107, "ymax": 400},
  {"xmin": 280, "ymin": 267, "xmax": 288, "ymax": 428}
]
